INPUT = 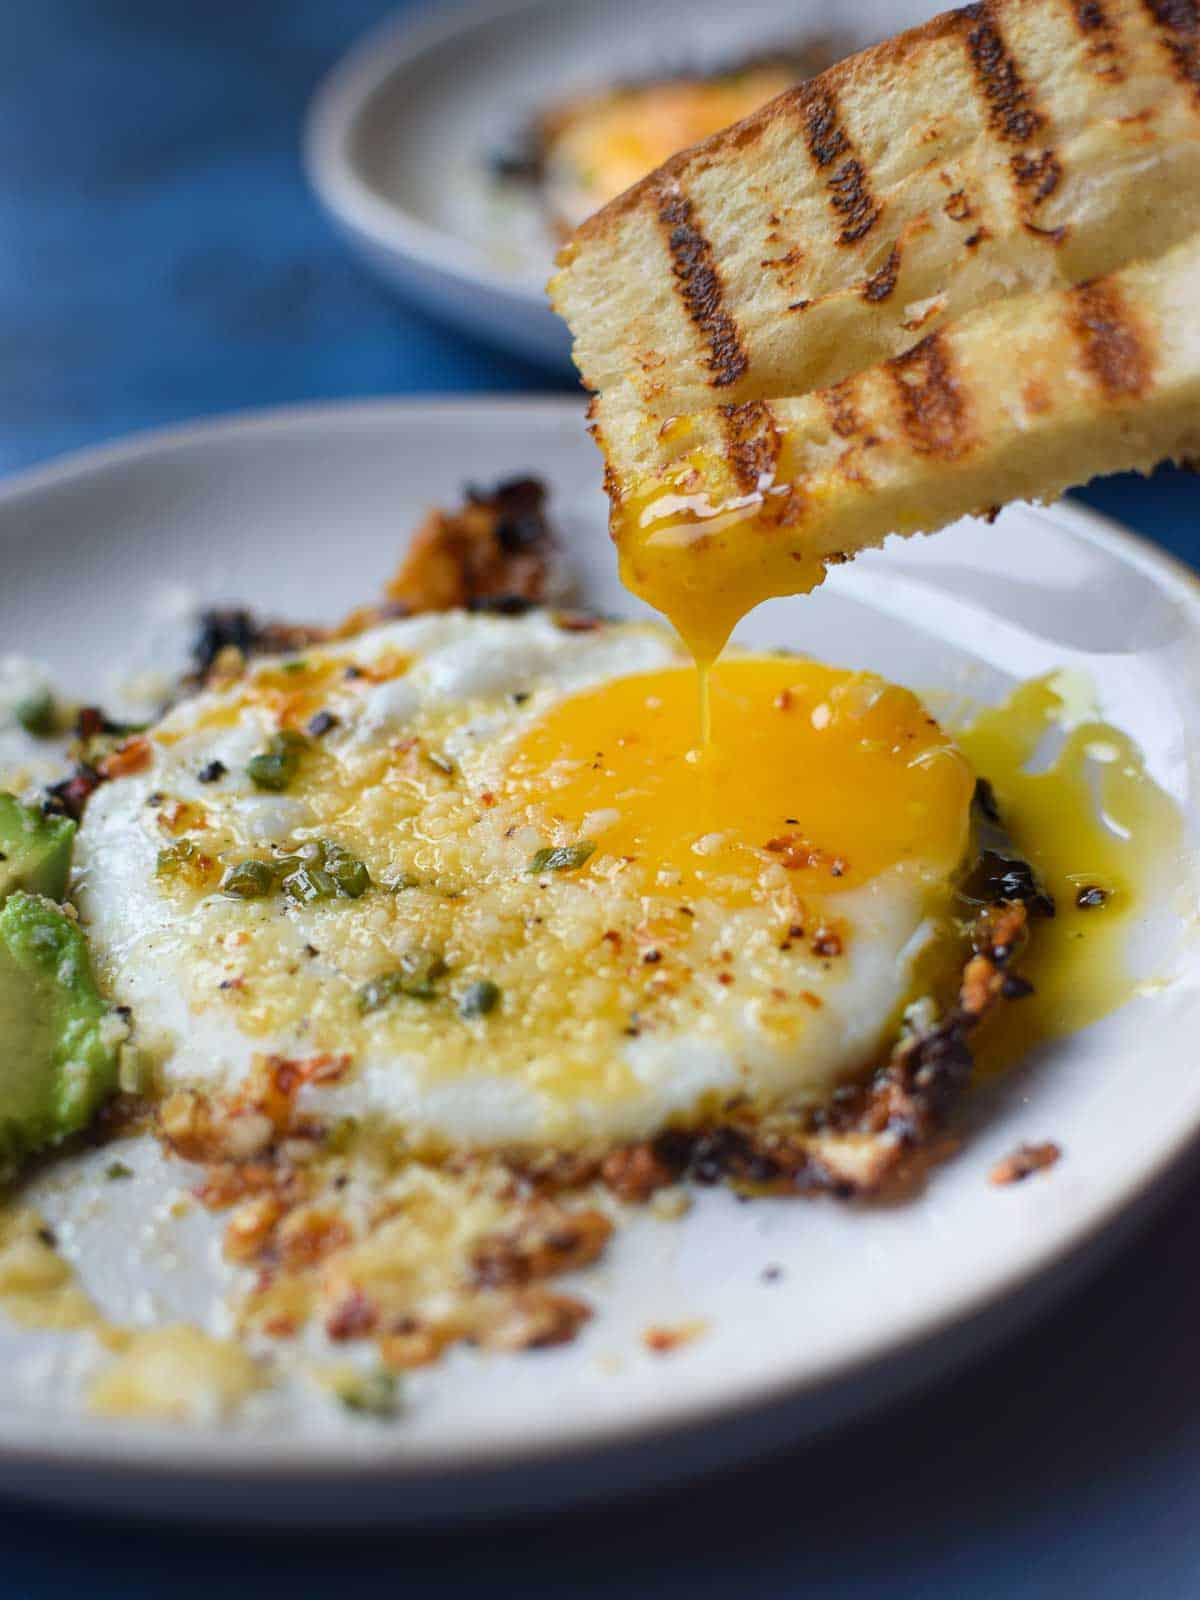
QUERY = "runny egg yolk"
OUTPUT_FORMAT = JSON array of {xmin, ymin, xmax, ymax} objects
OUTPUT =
[
  {"xmin": 616, "ymin": 463, "xmax": 827, "ymax": 675},
  {"xmin": 507, "ymin": 656, "xmax": 975, "ymax": 905}
]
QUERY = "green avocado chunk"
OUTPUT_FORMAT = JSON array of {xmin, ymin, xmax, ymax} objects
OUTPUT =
[
  {"xmin": 0, "ymin": 892, "xmax": 126, "ymax": 1178},
  {"xmin": 0, "ymin": 793, "xmax": 75, "ymax": 905}
]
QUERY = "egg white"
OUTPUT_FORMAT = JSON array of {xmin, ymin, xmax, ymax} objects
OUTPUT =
[{"xmin": 75, "ymin": 613, "xmax": 959, "ymax": 1150}]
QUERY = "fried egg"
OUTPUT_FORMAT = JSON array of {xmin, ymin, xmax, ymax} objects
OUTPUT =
[
  {"xmin": 73, "ymin": 612, "xmax": 975, "ymax": 1150},
  {"xmin": 540, "ymin": 64, "xmax": 799, "ymax": 234}
]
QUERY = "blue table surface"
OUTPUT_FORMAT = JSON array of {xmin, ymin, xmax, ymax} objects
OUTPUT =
[{"xmin": 3, "ymin": 2, "xmax": 1200, "ymax": 1594}]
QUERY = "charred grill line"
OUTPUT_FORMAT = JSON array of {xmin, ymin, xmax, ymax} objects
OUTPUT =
[
  {"xmin": 656, "ymin": 186, "xmax": 749, "ymax": 388},
  {"xmin": 801, "ymin": 86, "xmax": 883, "ymax": 245},
  {"xmin": 1141, "ymin": 0, "xmax": 1200, "ymax": 98},
  {"xmin": 963, "ymin": 2, "xmax": 1046, "ymax": 141},
  {"xmin": 863, "ymin": 245, "xmax": 902, "ymax": 301},
  {"xmin": 963, "ymin": 2, "xmax": 1064, "ymax": 224},
  {"xmin": 1011, "ymin": 149, "xmax": 1062, "ymax": 201},
  {"xmin": 887, "ymin": 333, "xmax": 970, "ymax": 458},
  {"xmin": 1071, "ymin": 277, "xmax": 1153, "ymax": 395},
  {"xmin": 1072, "ymin": 0, "xmax": 1126, "ymax": 78},
  {"xmin": 823, "ymin": 380, "xmax": 863, "ymax": 439},
  {"xmin": 719, "ymin": 400, "xmax": 781, "ymax": 492}
]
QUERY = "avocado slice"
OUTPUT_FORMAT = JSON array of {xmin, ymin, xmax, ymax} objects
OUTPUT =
[
  {"xmin": 0, "ymin": 892, "xmax": 126, "ymax": 1178},
  {"xmin": 0, "ymin": 794, "xmax": 75, "ymax": 905}
]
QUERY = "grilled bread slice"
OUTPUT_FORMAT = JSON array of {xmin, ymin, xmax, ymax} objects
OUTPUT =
[
  {"xmin": 550, "ymin": 0, "xmax": 1200, "ymax": 442},
  {"xmin": 609, "ymin": 231, "xmax": 1200, "ymax": 662}
]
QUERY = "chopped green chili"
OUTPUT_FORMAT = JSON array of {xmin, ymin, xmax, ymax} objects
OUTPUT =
[
  {"xmin": 156, "ymin": 840, "xmax": 198, "ymax": 878},
  {"xmin": 528, "ymin": 840, "xmax": 596, "ymax": 874},
  {"xmin": 220, "ymin": 859, "xmax": 276, "ymax": 899},
  {"xmin": 336, "ymin": 1369, "xmax": 400, "ymax": 1420},
  {"xmin": 14, "ymin": 689, "xmax": 57, "ymax": 737},
  {"xmin": 222, "ymin": 839, "xmax": 370, "ymax": 904},
  {"xmin": 459, "ymin": 979, "xmax": 500, "ymax": 1019},
  {"xmin": 247, "ymin": 730, "xmax": 308, "ymax": 792},
  {"xmin": 282, "ymin": 865, "xmax": 339, "ymax": 905},
  {"xmin": 358, "ymin": 949, "xmax": 447, "ymax": 1012}
]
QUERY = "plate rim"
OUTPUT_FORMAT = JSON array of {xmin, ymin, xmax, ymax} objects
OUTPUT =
[
  {"xmin": 1, "ymin": 394, "xmax": 1199, "ymax": 1486},
  {"xmin": 303, "ymin": 0, "xmax": 564, "ymax": 310}
]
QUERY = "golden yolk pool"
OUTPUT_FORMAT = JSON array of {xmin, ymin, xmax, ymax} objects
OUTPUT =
[{"xmin": 506, "ymin": 656, "xmax": 975, "ymax": 905}]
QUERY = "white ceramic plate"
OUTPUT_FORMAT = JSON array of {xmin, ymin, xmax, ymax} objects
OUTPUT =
[
  {"xmin": 1, "ymin": 397, "xmax": 1198, "ymax": 1528},
  {"xmin": 304, "ymin": 0, "xmax": 934, "ymax": 369}
]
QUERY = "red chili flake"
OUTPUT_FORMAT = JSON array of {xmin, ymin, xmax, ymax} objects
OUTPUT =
[
  {"xmin": 101, "ymin": 737, "xmax": 152, "ymax": 779},
  {"xmin": 326, "ymin": 1290, "xmax": 379, "ymax": 1342},
  {"xmin": 765, "ymin": 833, "xmax": 824, "ymax": 871},
  {"xmin": 990, "ymin": 1142, "xmax": 1061, "ymax": 1186}
]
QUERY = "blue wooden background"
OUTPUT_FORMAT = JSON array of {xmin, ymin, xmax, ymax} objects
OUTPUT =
[{"xmin": 2, "ymin": 2, "xmax": 1199, "ymax": 1595}]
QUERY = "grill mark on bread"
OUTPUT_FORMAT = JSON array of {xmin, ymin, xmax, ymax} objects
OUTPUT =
[
  {"xmin": 962, "ymin": 4, "xmax": 1064, "ymax": 221},
  {"xmin": 1011, "ymin": 150, "xmax": 1062, "ymax": 200},
  {"xmin": 1072, "ymin": 0, "xmax": 1126, "ymax": 77},
  {"xmin": 655, "ymin": 185, "xmax": 749, "ymax": 388},
  {"xmin": 944, "ymin": 188, "xmax": 975, "ymax": 221},
  {"xmin": 863, "ymin": 246, "xmax": 901, "ymax": 301},
  {"xmin": 720, "ymin": 402, "xmax": 781, "ymax": 493},
  {"xmin": 1141, "ymin": 0, "xmax": 1200, "ymax": 98},
  {"xmin": 800, "ymin": 86, "xmax": 883, "ymax": 245},
  {"xmin": 823, "ymin": 381, "xmax": 863, "ymax": 439},
  {"xmin": 888, "ymin": 333, "xmax": 969, "ymax": 457},
  {"xmin": 564, "ymin": 7, "xmax": 971, "ymax": 244},
  {"xmin": 1071, "ymin": 278, "xmax": 1153, "ymax": 395},
  {"xmin": 963, "ymin": 3, "xmax": 1046, "ymax": 140}
]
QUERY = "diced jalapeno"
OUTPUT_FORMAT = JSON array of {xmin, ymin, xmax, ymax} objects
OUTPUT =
[
  {"xmin": 357, "ymin": 974, "xmax": 401, "ymax": 1014},
  {"xmin": 247, "ymin": 730, "xmax": 308, "ymax": 792},
  {"xmin": 220, "ymin": 859, "xmax": 275, "ymax": 898},
  {"xmin": 336, "ymin": 1369, "xmax": 399, "ymax": 1419},
  {"xmin": 358, "ymin": 949, "xmax": 447, "ymax": 1012},
  {"xmin": 528, "ymin": 840, "xmax": 596, "ymax": 874},
  {"xmin": 324, "ymin": 845, "xmax": 371, "ymax": 899},
  {"xmin": 14, "ymin": 689, "xmax": 57, "ymax": 737},
  {"xmin": 459, "ymin": 979, "xmax": 500, "ymax": 1019},
  {"xmin": 156, "ymin": 840, "xmax": 197, "ymax": 877},
  {"xmin": 282, "ymin": 865, "xmax": 339, "ymax": 905}
]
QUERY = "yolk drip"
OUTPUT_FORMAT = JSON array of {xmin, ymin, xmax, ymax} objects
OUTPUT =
[
  {"xmin": 616, "ymin": 438, "xmax": 849, "ymax": 682},
  {"xmin": 507, "ymin": 656, "xmax": 974, "ymax": 905}
]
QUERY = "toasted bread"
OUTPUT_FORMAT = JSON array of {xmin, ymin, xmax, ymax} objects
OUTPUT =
[
  {"xmin": 608, "ymin": 231, "xmax": 1200, "ymax": 661},
  {"xmin": 550, "ymin": 0, "xmax": 1200, "ymax": 447}
]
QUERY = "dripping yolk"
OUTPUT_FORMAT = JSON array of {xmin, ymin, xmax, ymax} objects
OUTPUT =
[
  {"xmin": 615, "ymin": 439, "xmax": 835, "ymax": 670},
  {"xmin": 507, "ymin": 657, "xmax": 975, "ymax": 905}
]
